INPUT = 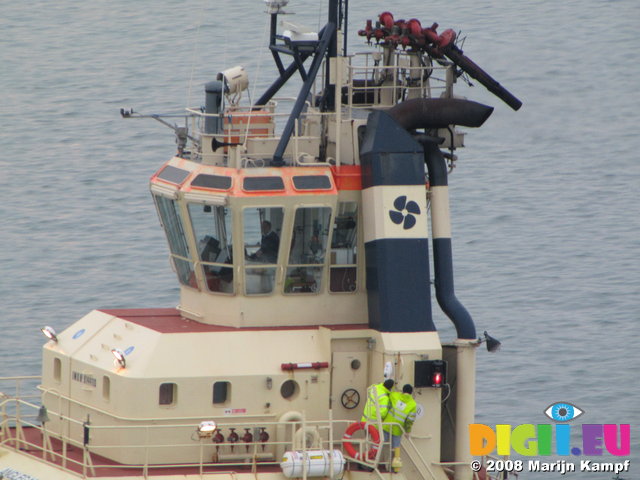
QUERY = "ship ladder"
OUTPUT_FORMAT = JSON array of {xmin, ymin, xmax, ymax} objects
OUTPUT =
[{"xmin": 401, "ymin": 435, "xmax": 439, "ymax": 479}]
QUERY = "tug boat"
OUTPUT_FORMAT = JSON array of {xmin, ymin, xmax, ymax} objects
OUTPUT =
[{"xmin": 0, "ymin": 1, "xmax": 521, "ymax": 479}]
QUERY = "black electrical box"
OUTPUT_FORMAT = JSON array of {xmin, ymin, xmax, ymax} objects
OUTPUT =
[{"xmin": 414, "ymin": 359, "xmax": 448, "ymax": 388}]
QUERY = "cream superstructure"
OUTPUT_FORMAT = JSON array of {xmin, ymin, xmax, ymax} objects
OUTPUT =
[{"xmin": 0, "ymin": 1, "xmax": 521, "ymax": 479}]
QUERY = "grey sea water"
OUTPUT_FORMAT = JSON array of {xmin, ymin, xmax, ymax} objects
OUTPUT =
[{"xmin": 1, "ymin": 0, "xmax": 638, "ymax": 478}]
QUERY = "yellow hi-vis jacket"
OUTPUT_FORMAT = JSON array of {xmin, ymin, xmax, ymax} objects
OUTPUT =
[
  {"xmin": 361, "ymin": 383, "xmax": 391, "ymax": 423},
  {"xmin": 382, "ymin": 391, "xmax": 417, "ymax": 436}
]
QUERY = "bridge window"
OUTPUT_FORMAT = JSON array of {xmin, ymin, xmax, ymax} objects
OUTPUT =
[
  {"xmin": 243, "ymin": 207, "xmax": 283, "ymax": 295},
  {"xmin": 243, "ymin": 176, "xmax": 285, "ymax": 192},
  {"xmin": 188, "ymin": 204, "xmax": 234, "ymax": 294},
  {"xmin": 157, "ymin": 165, "xmax": 190, "ymax": 185},
  {"xmin": 292, "ymin": 175, "xmax": 332, "ymax": 191},
  {"xmin": 191, "ymin": 173, "xmax": 232, "ymax": 190},
  {"xmin": 285, "ymin": 206, "xmax": 331, "ymax": 294},
  {"xmin": 330, "ymin": 202, "xmax": 358, "ymax": 292},
  {"xmin": 153, "ymin": 195, "xmax": 195, "ymax": 288}
]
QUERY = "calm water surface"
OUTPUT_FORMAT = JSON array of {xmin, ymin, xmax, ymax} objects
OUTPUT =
[{"xmin": 1, "ymin": 1, "xmax": 638, "ymax": 477}]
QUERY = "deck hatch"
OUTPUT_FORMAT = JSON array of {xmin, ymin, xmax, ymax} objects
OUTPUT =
[{"xmin": 292, "ymin": 175, "xmax": 332, "ymax": 190}]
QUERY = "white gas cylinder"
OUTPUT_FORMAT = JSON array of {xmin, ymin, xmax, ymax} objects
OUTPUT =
[{"xmin": 280, "ymin": 449, "xmax": 345, "ymax": 479}]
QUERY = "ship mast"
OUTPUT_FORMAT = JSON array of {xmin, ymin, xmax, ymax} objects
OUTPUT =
[{"xmin": 259, "ymin": 0, "xmax": 346, "ymax": 165}]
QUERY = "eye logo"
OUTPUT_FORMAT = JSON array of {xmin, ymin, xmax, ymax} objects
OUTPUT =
[
  {"xmin": 544, "ymin": 402, "xmax": 584, "ymax": 422},
  {"xmin": 389, "ymin": 195, "xmax": 421, "ymax": 230}
]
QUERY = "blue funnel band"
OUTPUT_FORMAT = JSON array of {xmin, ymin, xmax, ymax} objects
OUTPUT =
[{"xmin": 365, "ymin": 239, "xmax": 435, "ymax": 332}]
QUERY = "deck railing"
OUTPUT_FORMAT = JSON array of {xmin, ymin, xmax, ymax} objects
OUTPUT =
[
  {"xmin": 2, "ymin": 377, "xmax": 514, "ymax": 480},
  {"xmin": 1, "ymin": 377, "xmax": 393, "ymax": 479},
  {"xmin": 185, "ymin": 99, "xmax": 333, "ymax": 167},
  {"xmin": 178, "ymin": 50, "xmax": 454, "ymax": 168},
  {"xmin": 344, "ymin": 51, "xmax": 452, "ymax": 110}
]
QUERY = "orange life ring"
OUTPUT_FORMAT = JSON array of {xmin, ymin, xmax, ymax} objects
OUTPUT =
[{"xmin": 342, "ymin": 422, "xmax": 381, "ymax": 460}]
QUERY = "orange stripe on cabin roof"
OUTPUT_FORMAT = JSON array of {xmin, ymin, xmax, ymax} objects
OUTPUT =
[
  {"xmin": 331, "ymin": 165, "xmax": 362, "ymax": 191},
  {"xmin": 151, "ymin": 161, "xmax": 368, "ymax": 195},
  {"xmin": 165, "ymin": 164, "xmax": 339, "ymax": 197}
]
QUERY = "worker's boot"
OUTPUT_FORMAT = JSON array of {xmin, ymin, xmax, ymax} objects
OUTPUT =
[{"xmin": 391, "ymin": 447, "xmax": 402, "ymax": 473}]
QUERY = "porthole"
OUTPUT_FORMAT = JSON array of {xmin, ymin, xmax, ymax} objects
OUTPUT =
[
  {"xmin": 280, "ymin": 380, "xmax": 299, "ymax": 400},
  {"xmin": 103, "ymin": 376, "xmax": 111, "ymax": 401},
  {"xmin": 53, "ymin": 358, "xmax": 61, "ymax": 382},
  {"xmin": 159, "ymin": 382, "xmax": 177, "ymax": 406},
  {"xmin": 213, "ymin": 381, "xmax": 230, "ymax": 404}
]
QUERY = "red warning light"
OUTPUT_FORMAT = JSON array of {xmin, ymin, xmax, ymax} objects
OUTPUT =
[{"xmin": 415, "ymin": 359, "xmax": 447, "ymax": 388}]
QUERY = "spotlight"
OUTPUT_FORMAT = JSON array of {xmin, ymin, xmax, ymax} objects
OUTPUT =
[
  {"xmin": 41, "ymin": 326, "xmax": 58, "ymax": 342},
  {"xmin": 481, "ymin": 330, "xmax": 502, "ymax": 353},
  {"xmin": 111, "ymin": 348, "xmax": 126, "ymax": 368},
  {"xmin": 264, "ymin": 0, "xmax": 288, "ymax": 14},
  {"xmin": 216, "ymin": 66, "xmax": 249, "ymax": 95},
  {"xmin": 197, "ymin": 421, "xmax": 217, "ymax": 438}
]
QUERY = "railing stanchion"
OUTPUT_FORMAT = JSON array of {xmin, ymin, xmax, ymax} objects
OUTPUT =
[{"xmin": 144, "ymin": 425, "xmax": 150, "ymax": 479}]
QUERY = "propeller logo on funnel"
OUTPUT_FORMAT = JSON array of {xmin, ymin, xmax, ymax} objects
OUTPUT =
[{"xmin": 389, "ymin": 195, "xmax": 421, "ymax": 230}]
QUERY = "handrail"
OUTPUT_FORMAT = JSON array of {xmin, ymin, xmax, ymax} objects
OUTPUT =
[
  {"xmin": 119, "ymin": 48, "xmax": 459, "ymax": 168},
  {"xmin": 3, "ymin": 383, "xmax": 454, "ymax": 480},
  {"xmin": 2, "ymin": 383, "xmax": 397, "ymax": 480},
  {"xmin": 40, "ymin": 385, "xmax": 277, "ymax": 423},
  {"xmin": 188, "ymin": 101, "xmax": 334, "ymax": 166},
  {"xmin": 0, "ymin": 376, "xmax": 41, "ymax": 381},
  {"xmin": 389, "ymin": 427, "xmax": 436, "ymax": 480}
]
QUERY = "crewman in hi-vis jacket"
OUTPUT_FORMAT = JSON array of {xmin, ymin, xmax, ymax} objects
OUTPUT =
[
  {"xmin": 361, "ymin": 379, "xmax": 395, "ymax": 423},
  {"xmin": 383, "ymin": 384, "xmax": 417, "ymax": 472}
]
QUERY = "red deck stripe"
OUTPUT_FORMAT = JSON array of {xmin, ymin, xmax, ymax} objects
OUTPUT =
[{"xmin": 99, "ymin": 308, "xmax": 368, "ymax": 334}]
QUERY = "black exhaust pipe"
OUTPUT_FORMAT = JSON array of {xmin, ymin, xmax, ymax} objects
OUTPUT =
[
  {"xmin": 441, "ymin": 44, "xmax": 523, "ymax": 111},
  {"xmin": 422, "ymin": 141, "xmax": 476, "ymax": 339},
  {"xmin": 388, "ymin": 98, "xmax": 493, "ymax": 130},
  {"xmin": 387, "ymin": 98, "xmax": 491, "ymax": 339}
]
